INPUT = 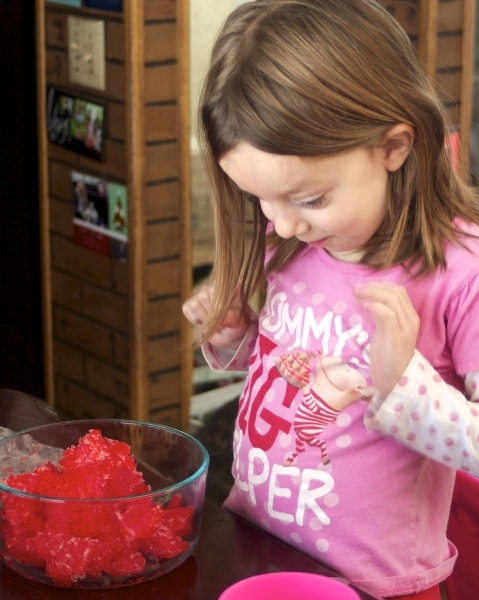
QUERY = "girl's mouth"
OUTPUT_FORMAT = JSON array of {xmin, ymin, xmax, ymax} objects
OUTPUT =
[{"xmin": 306, "ymin": 237, "xmax": 330, "ymax": 248}]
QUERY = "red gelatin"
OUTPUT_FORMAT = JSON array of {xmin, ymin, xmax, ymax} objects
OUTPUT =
[{"xmin": 1, "ymin": 429, "xmax": 194, "ymax": 585}]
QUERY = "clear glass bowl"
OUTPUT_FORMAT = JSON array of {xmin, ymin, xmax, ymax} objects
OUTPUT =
[{"xmin": 0, "ymin": 419, "xmax": 209, "ymax": 589}]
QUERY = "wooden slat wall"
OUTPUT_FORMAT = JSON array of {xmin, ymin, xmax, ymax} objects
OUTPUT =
[
  {"xmin": 378, "ymin": 0, "xmax": 476, "ymax": 175},
  {"xmin": 143, "ymin": 0, "xmax": 192, "ymax": 428},
  {"xmin": 37, "ymin": 0, "xmax": 191, "ymax": 430}
]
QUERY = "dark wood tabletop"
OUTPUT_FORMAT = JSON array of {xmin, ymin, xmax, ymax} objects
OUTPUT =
[{"xmin": 0, "ymin": 389, "xmax": 379, "ymax": 600}]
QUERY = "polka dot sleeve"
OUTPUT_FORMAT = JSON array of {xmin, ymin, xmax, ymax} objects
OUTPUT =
[{"xmin": 364, "ymin": 350, "xmax": 479, "ymax": 474}]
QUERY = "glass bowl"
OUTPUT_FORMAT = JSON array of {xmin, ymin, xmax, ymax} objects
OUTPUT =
[{"xmin": 0, "ymin": 419, "xmax": 209, "ymax": 589}]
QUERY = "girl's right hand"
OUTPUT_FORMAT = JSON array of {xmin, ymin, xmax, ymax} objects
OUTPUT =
[{"xmin": 182, "ymin": 283, "xmax": 251, "ymax": 349}]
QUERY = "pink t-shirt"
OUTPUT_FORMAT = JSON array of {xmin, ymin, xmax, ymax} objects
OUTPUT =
[{"xmin": 206, "ymin": 223, "xmax": 479, "ymax": 598}]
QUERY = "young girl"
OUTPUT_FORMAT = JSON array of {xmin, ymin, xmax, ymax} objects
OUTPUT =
[{"xmin": 182, "ymin": 1, "xmax": 479, "ymax": 598}]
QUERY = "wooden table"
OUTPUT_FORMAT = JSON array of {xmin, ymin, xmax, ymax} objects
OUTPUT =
[{"xmin": 0, "ymin": 389, "xmax": 378, "ymax": 600}]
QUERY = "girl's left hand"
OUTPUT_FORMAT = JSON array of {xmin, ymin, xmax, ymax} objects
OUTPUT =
[{"xmin": 353, "ymin": 282, "xmax": 419, "ymax": 398}]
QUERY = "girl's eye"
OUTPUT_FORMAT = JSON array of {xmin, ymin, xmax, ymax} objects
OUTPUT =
[{"xmin": 301, "ymin": 196, "xmax": 324, "ymax": 208}]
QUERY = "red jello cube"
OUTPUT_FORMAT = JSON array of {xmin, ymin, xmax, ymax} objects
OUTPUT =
[
  {"xmin": 160, "ymin": 505, "xmax": 194, "ymax": 537},
  {"xmin": 139, "ymin": 525, "xmax": 190, "ymax": 559}
]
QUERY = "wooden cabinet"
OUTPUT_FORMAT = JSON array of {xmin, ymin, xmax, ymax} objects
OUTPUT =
[
  {"xmin": 35, "ymin": 0, "xmax": 192, "ymax": 430},
  {"xmin": 378, "ymin": 0, "xmax": 476, "ymax": 176}
]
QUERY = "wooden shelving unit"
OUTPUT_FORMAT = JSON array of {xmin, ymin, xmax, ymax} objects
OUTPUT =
[
  {"xmin": 35, "ymin": 0, "xmax": 192, "ymax": 430},
  {"xmin": 379, "ymin": 0, "xmax": 476, "ymax": 176}
]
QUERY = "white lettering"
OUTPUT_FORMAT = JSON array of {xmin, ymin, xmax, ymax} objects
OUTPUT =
[
  {"xmin": 302, "ymin": 307, "xmax": 334, "ymax": 350},
  {"xmin": 242, "ymin": 449, "xmax": 335, "ymax": 527},
  {"xmin": 232, "ymin": 430, "xmax": 249, "ymax": 493},
  {"xmin": 262, "ymin": 291, "xmax": 371, "ymax": 365},
  {"xmin": 335, "ymin": 321, "xmax": 364, "ymax": 355},
  {"xmin": 262, "ymin": 291, "xmax": 287, "ymax": 333},
  {"xmin": 247, "ymin": 448, "xmax": 270, "ymax": 505},
  {"xmin": 277, "ymin": 304, "xmax": 304, "ymax": 345},
  {"xmin": 268, "ymin": 463, "xmax": 300, "ymax": 523},
  {"xmin": 296, "ymin": 469, "xmax": 334, "ymax": 526}
]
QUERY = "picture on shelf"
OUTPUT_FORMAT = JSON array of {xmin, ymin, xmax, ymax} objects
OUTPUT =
[
  {"xmin": 72, "ymin": 171, "xmax": 128, "ymax": 259},
  {"xmin": 48, "ymin": 0, "xmax": 81, "ymax": 6},
  {"xmin": 47, "ymin": 87, "xmax": 105, "ymax": 159},
  {"xmin": 70, "ymin": 98, "xmax": 104, "ymax": 155},
  {"xmin": 84, "ymin": 0, "xmax": 123, "ymax": 11}
]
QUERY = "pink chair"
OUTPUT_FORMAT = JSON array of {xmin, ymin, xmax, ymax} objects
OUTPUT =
[{"xmin": 443, "ymin": 470, "xmax": 479, "ymax": 600}]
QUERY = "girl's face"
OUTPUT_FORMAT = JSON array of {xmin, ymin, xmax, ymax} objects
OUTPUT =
[{"xmin": 219, "ymin": 142, "xmax": 392, "ymax": 263}]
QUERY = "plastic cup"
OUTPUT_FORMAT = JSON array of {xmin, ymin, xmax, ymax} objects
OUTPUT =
[{"xmin": 218, "ymin": 571, "xmax": 361, "ymax": 600}]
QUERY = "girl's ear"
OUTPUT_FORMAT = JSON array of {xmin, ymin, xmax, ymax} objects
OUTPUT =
[{"xmin": 381, "ymin": 123, "xmax": 415, "ymax": 172}]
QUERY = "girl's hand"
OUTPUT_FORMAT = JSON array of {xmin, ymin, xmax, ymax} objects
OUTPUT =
[
  {"xmin": 182, "ymin": 284, "xmax": 251, "ymax": 349},
  {"xmin": 353, "ymin": 282, "xmax": 419, "ymax": 398}
]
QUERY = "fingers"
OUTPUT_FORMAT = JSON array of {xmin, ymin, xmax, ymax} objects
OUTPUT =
[
  {"xmin": 182, "ymin": 284, "xmax": 251, "ymax": 349},
  {"xmin": 354, "ymin": 282, "xmax": 419, "ymax": 334},
  {"xmin": 354, "ymin": 282, "xmax": 419, "ymax": 397},
  {"xmin": 182, "ymin": 285, "xmax": 214, "ymax": 327},
  {"xmin": 182, "ymin": 284, "xmax": 245, "ymax": 328},
  {"xmin": 222, "ymin": 307, "xmax": 242, "ymax": 328}
]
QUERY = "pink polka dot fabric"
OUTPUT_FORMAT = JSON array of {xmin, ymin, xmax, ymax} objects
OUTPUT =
[{"xmin": 365, "ymin": 351, "xmax": 479, "ymax": 474}]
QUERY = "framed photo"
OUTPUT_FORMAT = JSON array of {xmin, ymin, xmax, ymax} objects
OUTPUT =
[
  {"xmin": 47, "ymin": 87, "xmax": 105, "ymax": 159},
  {"xmin": 72, "ymin": 171, "xmax": 128, "ymax": 259},
  {"xmin": 48, "ymin": 0, "xmax": 81, "ymax": 6},
  {"xmin": 84, "ymin": 0, "xmax": 123, "ymax": 11}
]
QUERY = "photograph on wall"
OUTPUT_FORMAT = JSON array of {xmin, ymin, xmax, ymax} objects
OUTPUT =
[
  {"xmin": 84, "ymin": 0, "xmax": 123, "ymax": 11},
  {"xmin": 48, "ymin": 0, "xmax": 81, "ymax": 6},
  {"xmin": 47, "ymin": 87, "xmax": 105, "ymax": 159},
  {"xmin": 72, "ymin": 171, "xmax": 128, "ymax": 259}
]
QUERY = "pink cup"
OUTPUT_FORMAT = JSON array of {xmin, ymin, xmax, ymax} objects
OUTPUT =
[{"xmin": 218, "ymin": 572, "xmax": 361, "ymax": 599}]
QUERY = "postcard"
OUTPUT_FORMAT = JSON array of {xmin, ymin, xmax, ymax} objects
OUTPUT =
[
  {"xmin": 47, "ymin": 87, "xmax": 105, "ymax": 159},
  {"xmin": 72, "ymin": 171, "xmax": 128, "ymax": 259},
  {"xmin": 84, "ymin": 0, "xmax": 123, "ymax": 11}
]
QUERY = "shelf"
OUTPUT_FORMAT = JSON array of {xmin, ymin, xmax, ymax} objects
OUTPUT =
[{"xmin": 36, "ymin": 0, "xmax": 192, "ymax": 430}]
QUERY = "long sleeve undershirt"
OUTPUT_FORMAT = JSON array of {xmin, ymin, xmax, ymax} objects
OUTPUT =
[{"xmin": 364, "ymin": 350, "xmax": 479, "ymax": 475}]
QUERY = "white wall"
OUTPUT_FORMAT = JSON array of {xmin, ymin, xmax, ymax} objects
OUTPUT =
[
  {"xmin": 189, "ymin": 1, "xmax": 248, "ymax": 266},
  {"xmin": 189, "ymin": 0, "xmax": 247, "ymax": 151}
]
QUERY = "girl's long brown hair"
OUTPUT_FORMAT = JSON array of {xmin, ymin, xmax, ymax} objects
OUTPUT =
[{"xmin": 197, "ymin": 0, "xmax": 479, "ymax": 339}]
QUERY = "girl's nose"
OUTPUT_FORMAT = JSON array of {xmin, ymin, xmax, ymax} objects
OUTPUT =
[{"xmin": 273, "ymin": 208, "xmax": 310, "ymax": 239}]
